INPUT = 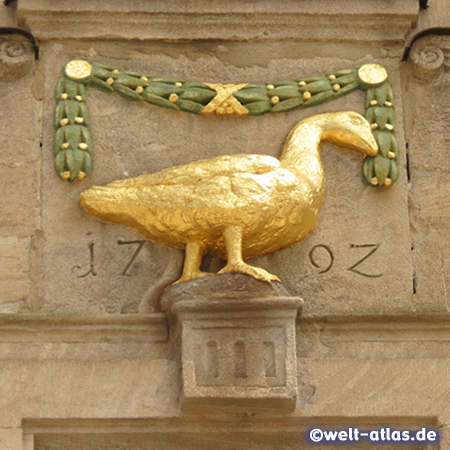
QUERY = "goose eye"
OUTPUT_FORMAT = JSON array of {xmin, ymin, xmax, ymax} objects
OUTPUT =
[{"xmin": 350, "ymin": 116, "xmax": 365, "ymax": 126}]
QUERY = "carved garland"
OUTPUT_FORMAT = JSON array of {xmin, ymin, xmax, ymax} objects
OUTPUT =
[{"xmin": 54, "ymin": 60, "xmax": 398, "ymax": 187}]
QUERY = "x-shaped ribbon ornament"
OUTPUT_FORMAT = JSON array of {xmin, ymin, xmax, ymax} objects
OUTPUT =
[{"xmin": 201, "ymin": 82, "xmax": 249, "ymax": 115}]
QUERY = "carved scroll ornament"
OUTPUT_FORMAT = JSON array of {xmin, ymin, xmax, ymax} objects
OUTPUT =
[{"xmin": 0, "ymin": 33, "xmax": 34, "ymax": 81}]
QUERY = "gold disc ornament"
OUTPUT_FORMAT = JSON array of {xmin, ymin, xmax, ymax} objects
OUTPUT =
[
  {"xmin": 357, "ymin": 63, "xmax": 388, "ymax": 86},
  {"xmin": 65, "ymin": 60, "xmax": 92, "ymax": 81}
]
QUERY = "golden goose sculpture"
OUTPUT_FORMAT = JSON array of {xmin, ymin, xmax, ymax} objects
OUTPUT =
[{"xmin": 80, "ymin": 111, "xmax": 378, "ymax": 284}]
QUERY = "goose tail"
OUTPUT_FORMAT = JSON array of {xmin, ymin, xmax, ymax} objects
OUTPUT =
[{"xmin": 80, "ymin": 185, "xmax": 128, "ymax": 221}]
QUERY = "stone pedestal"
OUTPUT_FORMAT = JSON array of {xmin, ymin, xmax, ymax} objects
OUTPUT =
[{"xmin": 161, "ymin": 274, "xmax": 303, "ymax": 411}]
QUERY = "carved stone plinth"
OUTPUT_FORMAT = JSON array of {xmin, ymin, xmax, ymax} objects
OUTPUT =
[{"xmin": 161, "ymin": 274, "xmax": 303, "ymax": 410}]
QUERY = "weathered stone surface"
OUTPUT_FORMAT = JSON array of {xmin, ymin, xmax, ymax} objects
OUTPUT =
[
  {"xmin": 410, "ymin": 230, "xmax": 450, "ymax": 313},
  {"xmin": 0, "ymin": 237, "xmax": 30, "ymax": 310},
  {"xmin": 299, "ymin": 358, "xmax": 450, "ymax": 422},
  {"xmin": 0, "ymin": 162, "xmax": 39, "ymax": 240},
  {"xmin": 0, "ymin": 48, "xmax": 39, "ymax": 313},
  {"xmin": 0, "ymin": 428, "xmax": 22, "ymax": 450},
  {"xmin": 0, "ymin": 72, "xmax": 40, "ymax": 238},
  {"xmin": 442, "ymin": 425, "xmax": 450, "ymax": 450},
  {"xmin": 0, "ymin": 358, "xmax": 179, "ymax": 428},
  {"xmin": 0, "ymin": 3, "xmax": 17, "ymax": 28}
]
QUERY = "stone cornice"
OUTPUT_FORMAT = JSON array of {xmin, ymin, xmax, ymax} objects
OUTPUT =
[
  {"xmin": 22, "ymin": 415, "xmax": 441, "ymax": 435},
  {"xmin": 0, "ymin": 313, "xmax": 168, "ymax": 343},
  {"xmin": 301, "ymin": 314, "xmax": 450, "ymax": 342},
  {"xmin": 17, "ymin": 0, "xmax": 418, "ymax": 47},
  {"xmin": 0, "ymin": 313, "xmax": 448, "ymax": 344}
]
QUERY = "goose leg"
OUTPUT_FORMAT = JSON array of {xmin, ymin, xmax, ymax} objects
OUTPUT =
[
  {"xmin": 174, "ymin": 241, "xmax": 209, "ymax": 284},
  {"xmin": 218, "ymin": 226, "xmax": 280, "ymax": 283}
]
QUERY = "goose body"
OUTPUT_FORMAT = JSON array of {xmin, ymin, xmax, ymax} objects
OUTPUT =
[{"xmin": 80, "ymin": 111, "xmax": 378, "ymax": 283}]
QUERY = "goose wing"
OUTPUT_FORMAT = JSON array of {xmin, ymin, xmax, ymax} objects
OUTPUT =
[
  {"xmin": 107, "ymin": 154, "xmax": 280, "ymax": 188},
  {"xmin": 128, "ymin": 155, "xmax": 298, "ymax": 215}
]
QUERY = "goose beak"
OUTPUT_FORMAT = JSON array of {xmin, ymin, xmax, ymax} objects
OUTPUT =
[
  {"xmin": 326, "ymin": 127, "xmax": 378, "ymax": 157},
  {"xmin": 351, "ymin": 131, "xmax": 379, "ymax": 157}
]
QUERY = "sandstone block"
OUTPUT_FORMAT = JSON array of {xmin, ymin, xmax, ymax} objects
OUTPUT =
[
  {"xmin": 0, "ymin": 428, "xmax": 22, "ymax": 450},
  {"xmin": 0, "ymin": 59, "xmax": 39, "ymax": 239},
  {"xmin": 405, "ymin": 35, "xmax": 450, "ymax": 313},
  {"xmin": 298, "ymin": 358, "xmax": 450, "ymax": 420},
  {"xmin": 0, "ymin": 237, "xmax": 30, "ymax": 310},
  {"xmin": 39, "ymin": 45, "xmax": 412, "ymax": 317}
]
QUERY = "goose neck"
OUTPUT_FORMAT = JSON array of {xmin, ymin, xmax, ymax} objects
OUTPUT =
[{"xmin": 279, "ymin": 121, "xmax": 325, "ymax": 182}]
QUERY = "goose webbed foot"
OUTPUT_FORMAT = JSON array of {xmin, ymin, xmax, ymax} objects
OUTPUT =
[
  {"xmin": 218, "ymin": 262, "xmax": 280, "ymax": 283},
  {"xmin": 219, "ymin": 225, "xmax": 281, "ymax": 284}
]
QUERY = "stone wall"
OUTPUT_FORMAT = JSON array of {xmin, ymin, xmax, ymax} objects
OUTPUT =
[{"xmin": 0, "ymin": 1, "xmax": 449, "ymax": 449}]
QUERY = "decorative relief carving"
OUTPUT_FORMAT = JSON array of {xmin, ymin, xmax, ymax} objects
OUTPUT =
[
  {"xmin": 409, "ymin": 35, "xmax": 450, "ymax": 82},
  {"xmin": 49, "ymin": 59, "xmax": 401, "ymax": 409},
  {"xmin": 0, "ymin": 33, "xmax": 34, "ymax": 81}
]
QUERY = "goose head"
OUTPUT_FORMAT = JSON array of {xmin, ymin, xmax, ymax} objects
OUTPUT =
[{"xmin": 321, "ymin": 111, "xmax": 378, "ymax": 157}]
